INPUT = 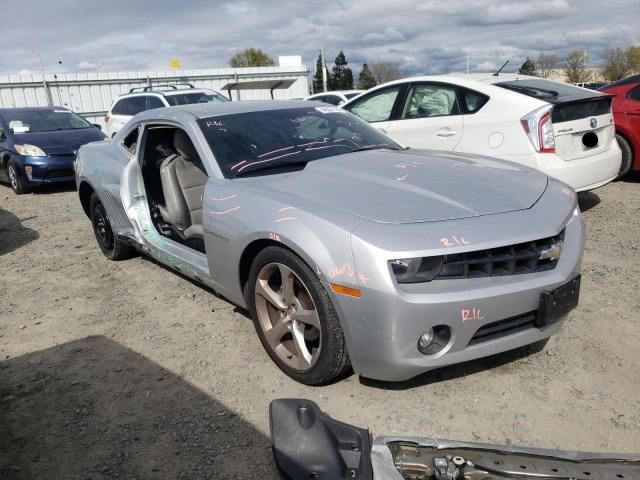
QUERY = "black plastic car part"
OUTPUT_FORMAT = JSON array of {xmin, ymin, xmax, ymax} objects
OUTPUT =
[{"xmin": 269, "ymin": 399, "xmax": 373, "ymax": 480}]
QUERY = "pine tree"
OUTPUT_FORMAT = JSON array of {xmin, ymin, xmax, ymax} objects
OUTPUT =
[
  {"xmin": 312, "ymin": 52, "xmax": 325, "ymax": 93},
  {"xmin": 518, "ymin": 57, "xmax": 538, "ymax": 76},
  {"xmin": 357, "ymin": 63, "xmax": 376, "ymax": 89},
  {"xmin": 331, "ymin": 51, "xmax": 353, "ymax": 90}
]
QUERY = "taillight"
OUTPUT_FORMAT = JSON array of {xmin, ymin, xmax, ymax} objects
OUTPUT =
[{"xmin": 521, "ymin": 105, "xmax": 555, "ymax": 153}]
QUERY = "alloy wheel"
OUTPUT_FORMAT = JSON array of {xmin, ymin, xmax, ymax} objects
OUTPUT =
[
  {"xmin": 8, "ymin": 164, "xmax": 17, "ymax": 190},
  {"xmin": 254, "ymin": 262, "xmax": 322, "ymax": 371}
]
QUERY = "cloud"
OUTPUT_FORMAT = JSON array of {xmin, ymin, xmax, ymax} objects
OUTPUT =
[{"xmin": 0, "ymin": 0, "xmax": 637, "ymax": 79}]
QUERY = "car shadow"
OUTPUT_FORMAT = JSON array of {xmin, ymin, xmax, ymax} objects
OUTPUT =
[
  {"xmin": 31, "ymin": 183, "xmax": 77, "ymax": 195},
  {"xmin": 0, "ymin": 336, "xmax": 278, "ymax": 480},
  {"xmin": 577, "ymin": 191, "xmax": 601, "ymax": 212},
  {"xmin": 620, "ymin": 171, "xmax": 640, "ymax": 184},
  {"xmin": 0, "ymin": 207, "xmax": 39, "ymax": 256},
  {"xmin": 359, "ymin": 341, "xmax": 546, "ymax": 391}
]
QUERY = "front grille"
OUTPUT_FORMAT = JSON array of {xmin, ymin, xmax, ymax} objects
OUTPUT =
[
  {"xmin": 48, "ymin": 153, "xmax": 76, "ymax": 158},
  {"xmin": 468, "ymin": 312, "xmax": 536, "ymax": 346},
  {"xmin": 436, "ymin": 231, "xmax": 564, "ymax": 280},
  {"xmin": 45, "ymin": 166, "xmax": 75, "ymax": 180}
]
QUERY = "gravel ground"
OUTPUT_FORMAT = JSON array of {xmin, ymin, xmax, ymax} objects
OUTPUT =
[{"xmin": 1, "ymin": 175, "xmax": 639, "ymax": 479}]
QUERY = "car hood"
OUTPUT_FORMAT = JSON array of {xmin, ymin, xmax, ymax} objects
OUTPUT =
[
  {"xmin": 245, "ymin": 150, "xmax": 547, "ymax": 224},
  {"xmin": 13, "ymin": 128, "xmax": 106, "ymax": 155}
]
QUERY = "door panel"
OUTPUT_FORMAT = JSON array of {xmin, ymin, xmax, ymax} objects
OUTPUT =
[{"xmin": 385, "ymin": 83, "xmax": 464, "ymax": 151}]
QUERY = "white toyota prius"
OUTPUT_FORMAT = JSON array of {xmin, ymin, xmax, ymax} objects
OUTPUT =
[{"xmin": 343, "ymin": 74, "xmax": 622, "ymax": 191}]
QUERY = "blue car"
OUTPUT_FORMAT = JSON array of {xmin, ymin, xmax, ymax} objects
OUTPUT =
[{"xmin": 0, "ymin": 107, "xmax": 106, "ymax": 194}]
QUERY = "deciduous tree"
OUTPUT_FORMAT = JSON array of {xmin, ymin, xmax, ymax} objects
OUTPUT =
[
  {"xmin": 563, "ymin": 50, "xmax": 590, "ymax": 84},
  {"xmin": 228, "ymin": 48, "xmax": 275, "ymax": 68},
  {"xmin": 370, "ymin": 61, "xmax": 402, "ymax": 85},
  {"xmin": 536, "ymin": 53, "xmax": 560, "ymax": 79},
  {"xmin": 602, "ymin": 47, "xmax": 631, "ymax": 81}
]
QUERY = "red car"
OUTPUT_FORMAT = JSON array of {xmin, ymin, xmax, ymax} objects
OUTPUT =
[{"xmin": 599, "ymin": 75, "xmax": 640, "ymax": 176}]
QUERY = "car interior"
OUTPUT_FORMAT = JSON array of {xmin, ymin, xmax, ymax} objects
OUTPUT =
[{"xmin": 138, "ymin": 125, "xmax": 208, "ymax": 253}]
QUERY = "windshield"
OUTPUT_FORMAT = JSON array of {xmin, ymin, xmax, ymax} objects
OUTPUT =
[
  {"xmin": 6, "ymin": 109, "xmax": 91, "ymax": 133},
  {"xmin": 198, "ymin": 107, "xmax": 401, "ymax": 178},
  {"xmin": 165, "ymin": 91, "xmax": 230, "ymax": 106}
]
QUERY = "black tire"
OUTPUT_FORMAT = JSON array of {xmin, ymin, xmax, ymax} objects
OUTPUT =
[
  {"xmin": 246, "ymin": 246, "xmax": 351, "ymax": 385},
  {"xmin": 7, "ymin": 160, "xmax": 30, "ymax": 195},
  {"xmin": 615, "ymin": 133, "xmax": 633, "ymax": 179},
  {"xmin": 89, "ymin": 193, "xmax": 133, "ymax": 261}
]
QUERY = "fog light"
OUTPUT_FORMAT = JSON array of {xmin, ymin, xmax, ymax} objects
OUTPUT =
[
  {"xmin": 24, "ymin": 166, "xmax": 33, "ymax": 180},
  {"xmin": 417, "ymin": 325, "xmax": 452, "ymax": 355},
  {"xmin": 418, "ymin": 329, "xmax": 434, "ymax": 350}
]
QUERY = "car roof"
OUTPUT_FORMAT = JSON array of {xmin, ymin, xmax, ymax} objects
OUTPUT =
[
  {"xmin": 0, "ymin": 106, "xmax": 71, "ymax": 113},
  {"xmin": 600, "ymin": 74, "xmax": 640, "ymax": 90},
  {"xmin": 116, "ymin": 88, "xmax": 217, "ymax": 100},
  {"xmin": 134, "ymin": 100, "xmax": 328, "ymax": 122}
]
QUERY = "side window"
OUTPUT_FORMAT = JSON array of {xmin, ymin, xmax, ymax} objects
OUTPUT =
[
  {"xmin": 402, "ymin": 84, "xmax": 459, "ymax": 119},
  {"xmin": 322, "ymin": 95, "xmax": 343, "ymax": 106},
  {"xmin": 121, "ymin": 127, "xmax": 139, "ymax": 153},
  {"xmin": 346, "ymin": 87, "xmax": 401, "ymax": 123},
  {"xmin": 628, "ymin": 85, "xmax": 640, "ymax": 101},
  {"xmin": 111, "ymin": 99, "xmax": 127, "ymax": 115},
  {"xmin": 459, "ymin": 88, "xmax": 489, "ymax": 114},
  {"xmin": 127, "ymin": 97, "xmax": 147, "ymax": 115},
  {"xmin": 147, "ymin": 96, "xmax": 165, "ymax": 110}
]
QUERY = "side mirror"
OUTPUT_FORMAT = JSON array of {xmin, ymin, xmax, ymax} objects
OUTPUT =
[{"xmin": 92, "ymin": 124, "xmax": 102, "ymax": 131}]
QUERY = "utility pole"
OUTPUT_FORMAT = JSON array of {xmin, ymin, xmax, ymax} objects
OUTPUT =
[
  {"xmin": 321, "ymin": 47, "xmax": 328, "ymax": 92},
  {"xmin": 466, "ymin": 51, "xmax": 470, "ymax": 75},
  {"xmin": 38, "ymin": 53, "xmax": 53, "ymax": 107}
]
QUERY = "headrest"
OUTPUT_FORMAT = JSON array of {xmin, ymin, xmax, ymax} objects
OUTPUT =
[{"xmin": 174, "ymin": 130, "xmax": 198, "ymax": 161}]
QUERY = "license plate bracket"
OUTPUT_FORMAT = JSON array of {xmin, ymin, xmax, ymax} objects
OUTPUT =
[{"xmin": 536, "ymin": 274, "xmax": 581, "ymax": 327}]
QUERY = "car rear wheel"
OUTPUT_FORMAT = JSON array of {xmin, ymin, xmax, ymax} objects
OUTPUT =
[
  {"xmin": 247, "ymin": 246, "xmax": 351, "ymax": 385},
  {"xmin": 615, "ymin": 134, "xmax": 633, "ymax": 179},
  {"xmin": 90, "ymin": 193, "xmax": 134, "ymax": 260},
  {"xmin": 7, "ymin": 160, "xmax": 30, "ymax": 195}
]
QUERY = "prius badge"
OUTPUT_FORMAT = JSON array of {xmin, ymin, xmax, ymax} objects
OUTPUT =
[
  {"xmin": 539, "ymin": 240, "xmax": 563, "ymax": 262},
  {"xmin": 590, "ymin": 118, "xmax": 597, "ymax": 129}
]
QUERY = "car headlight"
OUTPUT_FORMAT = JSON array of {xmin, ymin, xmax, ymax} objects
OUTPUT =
[
  {"xmin": 14, "ymin": 144, "xmax": 46, "ymax": 157},
  {"xmin": 390, "ymin": 256, "xmax": 443, "ymax": 283}
]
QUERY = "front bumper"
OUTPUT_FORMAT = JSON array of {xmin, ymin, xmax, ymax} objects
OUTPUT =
[
  {"xmin": 12, "ymin": 154, "xmax": 76, "ymax": 186},
  {"xmin": 330, "ymin": 197, "xmax": 585, "ymax": 382}
]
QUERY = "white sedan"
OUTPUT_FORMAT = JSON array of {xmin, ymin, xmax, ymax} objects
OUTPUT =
[
  {"xmin": 342, "ymin": 74, "xmax": 622, "ymax": 191},
  {"xmin": 305, "ymin": 90, "xmax": 364, "ymax": 106}
]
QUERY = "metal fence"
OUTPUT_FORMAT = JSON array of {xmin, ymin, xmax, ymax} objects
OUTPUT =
[{"xmin": 0, "ymin": 65, "xmax": 311, "ymax": 127}]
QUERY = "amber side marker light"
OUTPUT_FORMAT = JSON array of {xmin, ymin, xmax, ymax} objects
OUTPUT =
[{"xmin": 330, "ymin": 283, "xmax": 362, "ymax": 298}]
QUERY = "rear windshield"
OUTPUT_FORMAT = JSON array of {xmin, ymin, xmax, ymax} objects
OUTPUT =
[
  {"xmin": 198, "ymin": 107, "xmax": 400, "ymax": 178},
  {"xmin": 3, "ymin": 109, "xmax": 91, "ymax": 133},
  {"xmin": 165, "ymin": 91, "xmax": 229, "ymax": 106},
  {"xmin": 495, "ymin": 79, "xmax": 597, "ymax": 101}
]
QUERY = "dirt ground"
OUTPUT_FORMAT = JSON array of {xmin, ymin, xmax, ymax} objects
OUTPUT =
[{"xmin": 1, "ymin": 175, "xmax": 639, "ymax": 479}]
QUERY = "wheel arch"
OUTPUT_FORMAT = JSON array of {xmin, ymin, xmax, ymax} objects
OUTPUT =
[
  {"xmin": 78, "ymin": 181, "xmax": 96, "ymax": 218},
  {"xmin": 615, "ymin": 128, "xmax": 638, "ymax": 171},
  {"xmin": 238, "ymin": 238, "xmax": 302, "ymax": 296}
]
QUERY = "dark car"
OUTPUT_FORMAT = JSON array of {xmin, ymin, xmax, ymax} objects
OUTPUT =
[
  {"xmin": 599, "ymin": 74, "xmax": 640, "ymax": 177},
  {"xmin": 0, "ymin": 107, "xmax": 106, "ymax": 194}
]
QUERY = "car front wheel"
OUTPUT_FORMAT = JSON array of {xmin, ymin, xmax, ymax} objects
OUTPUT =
[
  {"xmin": 247, "ymin": 246, "xmax": 351, "ymax": 385},
  {"xmin": 90, "ymin": 193, "xmax": 133, "ymax": 260},
  {"xmin": 7, "ymin": 160, "xmax": 30, "ymax": 194}
]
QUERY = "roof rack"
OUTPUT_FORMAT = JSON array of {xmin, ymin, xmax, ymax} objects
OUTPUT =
[{"xmin": 128, "ymin": 83, "xmax": 195, "ymax": 93}]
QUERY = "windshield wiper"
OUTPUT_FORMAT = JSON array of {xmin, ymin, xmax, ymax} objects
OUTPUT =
[
  {"xmin": 234, "ymin": 160, "xmax": 309, "ymax": 177},
  {"xmin": 350, "ymin": 145, "xmax": 401, "ymax": 153}
]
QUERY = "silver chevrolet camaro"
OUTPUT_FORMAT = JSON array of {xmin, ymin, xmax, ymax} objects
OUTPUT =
[{"xmin": 75, "ymin": 101, "xmax": 585, "ymax": 385}]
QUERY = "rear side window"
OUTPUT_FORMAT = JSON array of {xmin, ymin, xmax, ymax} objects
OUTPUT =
[
  {"xmin": 347, "ymin": 86, "xmax": 401, "ymax": 123},
  {"xmin": 146, "ymin": 96, "xmax": 165, "ymax": 109},
  {"xmin": 459, "ymin": 88, "xmax": 489, "ymax": 114},
  {"xmin": 628, "ymin": 85, "xmax": 640, "ymax": 101},
  {"xmin": 401, "ymin": 84, "xmax": 459, "ymax": 119},
  {"xmin": 111, "ymin": 97, "xmax": 147, "ymax": 116},
  {"xmin": 121, "ymin": 127, "xmax": 139, "ymax": 153}
]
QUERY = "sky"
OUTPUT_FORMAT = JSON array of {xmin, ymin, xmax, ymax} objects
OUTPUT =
[{"xmin": 3, "ymin": 0, "xmax": 639, "ymax": 77}]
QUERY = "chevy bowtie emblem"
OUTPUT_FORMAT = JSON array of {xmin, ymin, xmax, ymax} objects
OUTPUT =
[
  {"xmin": 590, "ymin": 118, "xmax": 597, "ymax": 129},
  {"xmin": 539, "ymin": 240, "xmax": 563, "ymax": 262}
]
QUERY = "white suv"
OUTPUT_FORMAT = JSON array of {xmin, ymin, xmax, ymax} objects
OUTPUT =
[
  {"xmin": 343, "ymin": 74, "xmax": 621, "ymax": 191},
  {"xmin": 105, "ymin": 85, "xmax": 229, "ymax": 137}
]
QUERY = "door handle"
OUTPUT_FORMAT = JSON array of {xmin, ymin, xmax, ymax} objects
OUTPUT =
[{"xmin": 436, "ymin": 129, "xmax": 457, "ymax": 138}]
